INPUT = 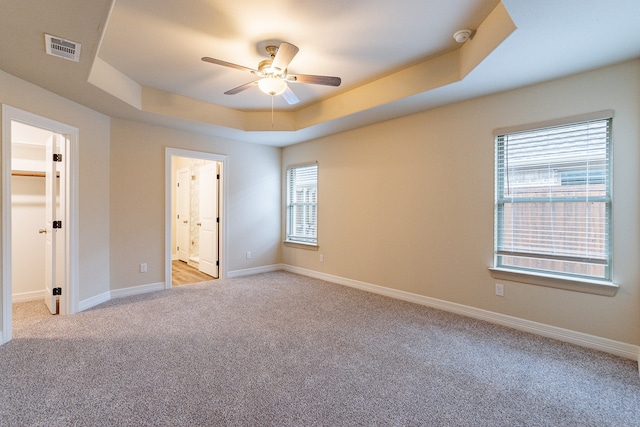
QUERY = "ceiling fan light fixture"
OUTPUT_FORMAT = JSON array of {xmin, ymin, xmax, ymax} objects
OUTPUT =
[
  {"xmin": 258, "ymin": 76, "xmax": 288, "ymax": 96},
  {"xmin": 202, "ymin": 40, "xmax": 340, "ymax": 105}
]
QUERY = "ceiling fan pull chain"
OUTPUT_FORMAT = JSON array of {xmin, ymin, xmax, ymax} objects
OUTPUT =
[{"xmin": 271, "ymin": 95, "xmax": 275, "ymax": 128}]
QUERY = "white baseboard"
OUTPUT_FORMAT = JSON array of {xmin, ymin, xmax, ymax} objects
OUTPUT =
[
  {"xmin": 227, "ymin": 264, "xmax": 284, "ymax": 279},
  {"xmin": 12, "ymin": 290, "xmax": 45, "ymax": 303},
  {"xmin": 282, "ymin": 265, "xmax": 640, "ymax": 362},
  {"xmin": 78, "ymin": 291, "xmax": 111, "ymax": 312},
  {"xmin": 110, "ymin": 282, "xmax": 165, "ymax": 299},
  {"xmin": 79, "ymin": 282, "xmax": 165, "ymax": 312}
]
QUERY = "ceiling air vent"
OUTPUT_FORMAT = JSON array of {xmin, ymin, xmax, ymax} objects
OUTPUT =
[{"xmin": 45, "ymin": 34, "xmax": 81, "ymax": 62}]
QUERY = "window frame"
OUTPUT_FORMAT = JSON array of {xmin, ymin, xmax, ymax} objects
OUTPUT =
[
  {"xmin": 285, "ymin": 162, "xmax": 318, "ymax": 246},
  {"xmin": 490, "ymin": 111, "xmax": 618, "ymax": 296}
]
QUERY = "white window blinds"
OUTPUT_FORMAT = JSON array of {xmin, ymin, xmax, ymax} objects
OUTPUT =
[
  {"xmin": 286, "ymin": 163, "xmax": 318, "ymax": 244},
  {"xmin": 495, "ymin": 117, "xmax": 611, "ymax": 280}
]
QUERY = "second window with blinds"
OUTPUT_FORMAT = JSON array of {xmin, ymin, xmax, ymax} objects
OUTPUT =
[
  {"xmin": 286, "ymin": 163, "xmax": 318, "ymax": 245},
  {"xmin": 494, "ymin": 114, "xmax": 612, "ymax": 281}
]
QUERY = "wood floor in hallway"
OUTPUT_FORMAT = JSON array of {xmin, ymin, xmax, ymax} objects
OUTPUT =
[{"xmin": 172, "ymin": 260, "xmax": 215, "ymax": 286}]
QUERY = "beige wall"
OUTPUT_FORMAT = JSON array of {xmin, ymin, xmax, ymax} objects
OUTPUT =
[
  {"xmin": 109, "ymin": 119, "xmax": 281, "ymax": 289},
  {"xmin": 2, "ymin": 58, "xmax": 638, "ymax": 348},
  {"xmin": 0, "ymin": 69, "xmax": 111, "ymax": 319},
  {"xmin": 282, "ymin": 59, "xmax": 640, "ymax": 345}
]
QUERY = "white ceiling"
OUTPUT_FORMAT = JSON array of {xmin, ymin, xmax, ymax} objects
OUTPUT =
[
  {"xmin": 99, "ymin": 0, "xmax": 500, "ymax": 111},
  {"xmin": 1, "ymin": 0, "xmax": 639, "ymax": 146}
]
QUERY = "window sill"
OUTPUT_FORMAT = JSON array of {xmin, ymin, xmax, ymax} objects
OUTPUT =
[
  {"xmin": 488, "ymin": 267, "xmax": 618, "ymax": 296},
  {"xmin": 284, "ymin": 241, "xmax": 319, "ymax": 251}
]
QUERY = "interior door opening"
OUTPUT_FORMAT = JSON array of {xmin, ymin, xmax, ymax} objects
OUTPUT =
[
  {"xmin": 11, "ymin": 123, "xmax": 65, "ymax": 314},
  {"xmin": 2, "ymin": 105, "xmax": 78, "ymax": 345},
  {"xmin": 168, "ymin": 152, "xmax": 224, "ymax": 287}
]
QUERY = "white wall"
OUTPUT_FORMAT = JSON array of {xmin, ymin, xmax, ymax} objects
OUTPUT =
[
  {"xmin": 11, "ymin": 176, "xmax": 45, "ymax": 300},
  {"xmin": 109, "ymin": 119, "xmax": 281, "ymax": 289},
  {"xmin": 11, "ymin": 132, "xmax": 48, "ymax": 302},
  {"xmin": 282, "ymin": 59, "xmax": 640, "ymax": 346}
]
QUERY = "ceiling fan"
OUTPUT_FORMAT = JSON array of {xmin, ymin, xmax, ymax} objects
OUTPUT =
[{"xmin": 201, "ymin": 41, "xmax": 341, "ymax": 105}]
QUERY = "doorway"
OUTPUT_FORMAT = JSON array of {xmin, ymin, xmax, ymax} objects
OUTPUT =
[
  {"xmin": 2, "ymin": 105, "xmax": 79, "ymax": 344},
  {"xmin": 165, "ymin": 148, "xmax": 227, "ymax": 289}
]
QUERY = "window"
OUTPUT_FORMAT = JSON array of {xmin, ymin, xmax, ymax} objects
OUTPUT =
[
  {"xmin": 495, "ymin": 116, "xmax": 611, "ymax": 281},
  {"xmin": 286, "ymin": 163, "xmax": 318, "ymax": 245}
]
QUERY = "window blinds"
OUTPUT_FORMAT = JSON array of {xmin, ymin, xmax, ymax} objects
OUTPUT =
[
  {"xmin": 495, "ymin": 118, "xmax": 611, "ymax": 279},
  {"xmin": 286, "ymin": 164, "xmax": 318, "ymax": 244}
]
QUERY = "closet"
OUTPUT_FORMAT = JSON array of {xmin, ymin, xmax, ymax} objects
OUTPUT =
[{"xmin": 11, "ymin": 125, "xmax": 49, "ymax": 303}]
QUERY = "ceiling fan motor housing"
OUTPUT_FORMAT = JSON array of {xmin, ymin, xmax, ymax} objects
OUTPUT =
[{"xmin": 258, "ymin": 59, "xmax": 286, "ymax": 77}]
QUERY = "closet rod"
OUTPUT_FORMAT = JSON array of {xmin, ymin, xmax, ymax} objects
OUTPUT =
[{"xmin": 10, "ymin": 171, "xmax": 60, "ymax": 178}]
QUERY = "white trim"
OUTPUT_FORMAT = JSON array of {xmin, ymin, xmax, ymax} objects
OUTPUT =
[
  {"xmin": 78, "ymin": 282, "xmax": 166, "ymax": 312},
  {"xmin": 282, "ymin": 265, "xmax": 639, "ymax": 361},
  {"xmin": 12, "ymin": 290, "xmax": 46, "ymax": 303},
  {"xmin": 165, "ymin": 148, "xmax": 228, "ymax": 290},
  {"xmin": 2, "ymin": 108, "xmax": 12, "ymax": 344},
  {"xmin": 2, "ymin": 105, "xmax": 79, "ymax": 345},
  {"xmin": 227, "ymin": 264, "xmax": 284, "ymax": 279},
  {"xmin": 489, "ymin": 267, "xmax": 618, "ymax": 296},
  {"xmin": 110, "ymin": 282, "xmax": 165, "ymax": 300},
  {"xmin": 493, "ymin": 109, "xmax": 614, "ymax": 136},
  {"xmin": 78, "ymin": 291, "xmax": 110, "ymax": 312}
]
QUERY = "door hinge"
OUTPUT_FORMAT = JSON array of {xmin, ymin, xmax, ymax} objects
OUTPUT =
[
  {"xmin": 217, "ymin": 174, "xmax": 220, "ymax": 179},
  {"xmin": 53, "ymin": 287, "xmax": 62, "ymax": 296},
  {"xmin": 216, "ymin": 217, "xmax": 219, "ymax": 223},
  {"xmin": 53, "ymin": 153, "xmax": 62, "ymax": 162},
  {"xmin": 216, "ymin": 260, "xmax": 219, "ymax": 266},
  {"xmin": 176, "ymin": 246, "xmax": 179, "ymax": 251},
  {"xmin": 53, "ymin": 220, "xmax": 62, "ymax": 229}
]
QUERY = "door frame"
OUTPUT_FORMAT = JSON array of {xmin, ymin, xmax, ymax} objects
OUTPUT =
[
  {"xmin": 1, "ymin": 105, "xmax": 79, "ymax": 344},
  {"xmin": 165, "ymin": 148, "xmax": 227, "ymax": 289}
]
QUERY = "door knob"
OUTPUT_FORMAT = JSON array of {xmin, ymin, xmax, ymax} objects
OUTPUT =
[
  {"xmin": 39, "ymin": 229, "xmax": 47, "ymax": 234},
  {"xmin": 183, "ymin": 220, "xmax": 188, "ymax": 224}
]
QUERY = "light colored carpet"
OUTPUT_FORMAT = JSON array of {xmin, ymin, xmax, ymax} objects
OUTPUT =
[
  {"xmin": 12, "ymin": 299, "xmax": 52, "ymax": 324},
  {"xmin": 2, "ymin": 271, "xmax": 639, "ymax": 426}
]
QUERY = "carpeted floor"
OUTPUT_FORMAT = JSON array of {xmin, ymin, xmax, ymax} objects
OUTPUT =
[{"xmin": 2, "ymin": 271, "xmax": 639, "ymax": 426}]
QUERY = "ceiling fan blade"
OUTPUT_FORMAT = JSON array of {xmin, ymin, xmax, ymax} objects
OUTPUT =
[
  {"xmin": 224, "ymin": 81, "xmax": 258, "ymax": 95},
  {"xmin": 281, "ymin": 86, "xmax": 300, "ymax": 105},
  {"xmin": 288, "ymin": 74, "xmax": 341, "ymax": 87},
  {"xmin": 202, "ymin": 57, "xmax": 257, "ymax": 73},
  {"xmin": 272, "ymin": 42, "xmax": 299, "ymax": 72}
]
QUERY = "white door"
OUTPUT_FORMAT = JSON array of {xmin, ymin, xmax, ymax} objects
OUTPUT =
[
  {"xmin": 199, "ymin": 162, "xmax": 218, "ymax": 278},
  {"xmin": 44, "ymin": 135, "xmax": 59, "ymax": 314},
  {"xmin": 176, "ymin": 167, "xmax": 190, "ymax": 262}
]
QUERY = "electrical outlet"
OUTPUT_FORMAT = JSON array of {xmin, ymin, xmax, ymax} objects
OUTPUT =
[
  {"xmin": 320, "ymin": 254, "xmax": 324, "ymax": 262},
  {"xmin": 495, "ymin": 283, "xmax": 504, "ymax": 297},
  {"xmin": 140, "ymin": 263, "xmax": 148, "ymax": 273},
  {"xmin": 246, "ymin": 251, "xmax": 252, "ymax": 259}
]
